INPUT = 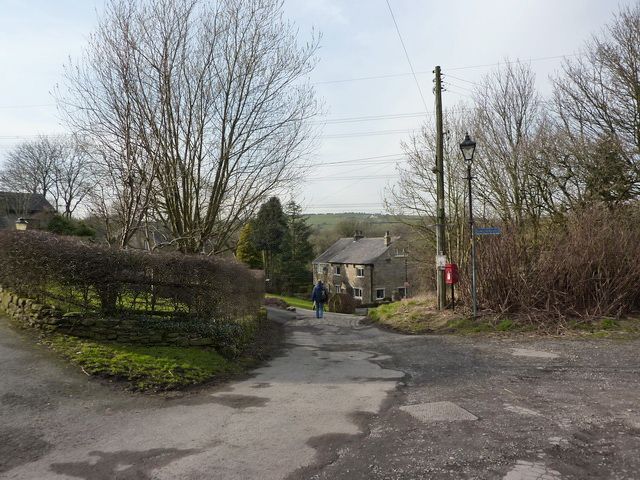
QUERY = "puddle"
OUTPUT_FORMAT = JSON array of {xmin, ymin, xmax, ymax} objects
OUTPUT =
[
  {"xmin": 400, "ymin": 401, "xmax": 478, "ymax": 422},
  {"xmin": 504, "ymin": 403, "xmax": 543, "ymax": 417},
  {"xmin": 511, "ymin": 348, "xmax": 559, "ymax": 359},
  {"xmin": 503, "ymin": 460, "xmax": 562, "ymax": 479}
]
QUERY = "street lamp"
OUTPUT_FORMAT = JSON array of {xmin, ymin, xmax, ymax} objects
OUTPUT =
[
  {"xmin": 460, "ymin": 133, "xmax": 478, "ymax": 319},
  {"xmin": 15, "ymin": 217, "xmax": 28, "ymax": 231}
]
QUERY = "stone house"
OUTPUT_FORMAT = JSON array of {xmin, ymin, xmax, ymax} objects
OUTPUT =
[
  {"xmin": 0, "ymin": 191, "xmax": 55, "ymax": 230},
  {"xmin": 312, "ymin": 231, "xmax": 410, "ymax": 304}
]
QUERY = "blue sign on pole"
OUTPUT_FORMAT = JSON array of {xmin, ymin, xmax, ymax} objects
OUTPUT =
[{"xmin": 474, "ymin": 227, "xmax": 501, "ymax": 236}]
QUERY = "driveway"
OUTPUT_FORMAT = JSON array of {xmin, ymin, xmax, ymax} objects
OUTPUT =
[{"xmin": 1, "ymin": 309, "xmax": 639, "ymax": 479}]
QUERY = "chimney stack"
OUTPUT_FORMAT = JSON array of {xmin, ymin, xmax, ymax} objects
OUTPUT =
[
  {"xmin": 384, "ymin": 231, "xmax": 391, "ymax": 246},
  {"xmin": 353, "ymin": 230, "xmax": 364, "ymax": 241}
]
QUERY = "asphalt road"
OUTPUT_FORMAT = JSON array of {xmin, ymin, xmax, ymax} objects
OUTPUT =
[{"xmin": 1, "ymin": 308, "xmax": 639, "ymax": 479}]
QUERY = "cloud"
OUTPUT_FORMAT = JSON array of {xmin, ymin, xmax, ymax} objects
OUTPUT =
[{"xmin": 296, "ymin": 0, "xmax": 348, "ymax": 25}]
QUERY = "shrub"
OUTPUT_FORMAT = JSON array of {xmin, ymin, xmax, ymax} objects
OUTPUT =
[
  {"xmin": 0, "ymin": 230, "xmax": 263, "ymax": 321},
  {"xmin": 328, "ymin": 293, "xmax": 357, "ymax": 314},
  {"xmin": 47, "ymin": 215, "xmax": 96, "ymax": 238},
  {"xmin": 462, "ymin": 206, "xmax": 640, "ymax": 320}
]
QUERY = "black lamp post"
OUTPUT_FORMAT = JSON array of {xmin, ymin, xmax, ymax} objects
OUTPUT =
[{"xmin": 460, "ymin": 133, "xmax": 477, "ymax": 318}]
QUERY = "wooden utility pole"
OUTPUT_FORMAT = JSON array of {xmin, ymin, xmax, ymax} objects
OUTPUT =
[{"xmin": 434, "ymin": 66, "xmax": 446, "ymax": 310}]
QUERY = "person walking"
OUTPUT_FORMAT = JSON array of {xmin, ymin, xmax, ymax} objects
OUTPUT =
[{"xmin": 311, "ymin": 280, "xmax": 328, "ymax": 319}]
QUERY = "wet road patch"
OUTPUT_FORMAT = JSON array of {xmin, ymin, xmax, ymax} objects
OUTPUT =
[
  {"xmin": 511, "ymin": 348, "xmax": 559, "ymax": 359},
  {"xmin": 399, "ymin": 401, "xmax": 478, "ymax": 422},
  {"xmin": 208, "ymin": 393, "xmax": 269, "ymax": 409},
  {"xmin": 0, "ymin": 427, "xmax": 52, "ymax": 474}
]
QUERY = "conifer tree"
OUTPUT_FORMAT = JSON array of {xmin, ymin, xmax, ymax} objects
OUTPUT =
[
  {"xmin": 236, "ymin": 222, "xmax": 263, "ymax": 269},
  {"xmin": 281, "ymin": 201, "xmax": 314, "ymax": 294},
  {"xmin": 252, "ymin": 197, "xmax": 287, "ymax": 291}
]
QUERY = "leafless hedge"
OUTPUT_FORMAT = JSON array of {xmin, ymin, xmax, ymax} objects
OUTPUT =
[
  {"xmin": 0, "ymin": 230, "xmax": 263, "ymax": 320},
  {"xmin": 463, "ymin": 206, "xmax": 640, "ymax": 320}
]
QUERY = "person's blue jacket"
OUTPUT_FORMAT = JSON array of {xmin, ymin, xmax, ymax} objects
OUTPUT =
[{"xmin": 311, "ymin": 283, "xmax": 327, "ymax": 303}]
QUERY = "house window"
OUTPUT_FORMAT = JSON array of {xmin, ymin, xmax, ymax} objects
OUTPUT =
[
  {"xmin": 353, "ymin": 288, "xmax": 363, "ymax": 299},
  {"xmin": 356, "ymin": 266, "xmax": 365, "ymax": 277},
  {"xmin": 398, "ymin": 287, "xmax": 407, "ymax": 298},
  {"xmin": 334, "ymin": 265, "xmax": 341, "ymax": 275},
  {"xmin": 316, "ymin": 263, "xmax": 325, "ymax": 274},
  {"xmin": 375, "ymin": 288, "xmax": 385, "ymax": 300},
  {"xmin": 335, "ymin": 284, "xmax": 341, "ymax": 294}
]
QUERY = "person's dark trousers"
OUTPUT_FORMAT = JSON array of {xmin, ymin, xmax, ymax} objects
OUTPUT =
[{"xmin": 315, "ymin": 302, "xmax": 324, "ymax": 318}]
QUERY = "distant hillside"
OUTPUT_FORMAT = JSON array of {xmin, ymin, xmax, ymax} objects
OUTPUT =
[{"xmin": 304, "ymin": 212, "xmax": 418, "ymax": 230}]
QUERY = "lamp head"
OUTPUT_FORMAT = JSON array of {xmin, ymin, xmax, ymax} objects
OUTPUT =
[
  {"xmin": 15, "ymin": 217, "xmax": 28, "ymax": 231},
  {"xmin": 460, "ymin": 132, "xmax": 476, "ymax": 163}
]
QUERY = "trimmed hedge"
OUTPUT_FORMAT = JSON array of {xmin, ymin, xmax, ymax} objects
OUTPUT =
[{"xmin": 0, "ymin": 230, "xmax": 263, "ymax": 321}]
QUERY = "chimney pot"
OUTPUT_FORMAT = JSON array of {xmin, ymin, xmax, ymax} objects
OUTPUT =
[{"xmin": 384, "ymin": 231, "xmax": 391, "ymax": 246}]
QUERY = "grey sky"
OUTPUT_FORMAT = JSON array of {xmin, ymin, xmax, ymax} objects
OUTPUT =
[{"xmin": 0, "ymin": 0, "xmax": 634, "ymax": 214}]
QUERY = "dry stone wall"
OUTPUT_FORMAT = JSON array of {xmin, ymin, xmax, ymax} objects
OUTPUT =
[{"xmin": 0, "ymin": 286, "xmax": 222, "ymax": 347}]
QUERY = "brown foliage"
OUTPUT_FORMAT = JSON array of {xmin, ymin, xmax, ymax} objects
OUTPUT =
[
  {"xmin": 463, "ymin": 206, "xmax": 640, "ymax": 319},
  {"xmin": 328, "ymin": 293, "xmax": 357, "ymax": 314},
  {"xmin": 0, "ymin": 230, "xmax": 263, "ymax": 320}
]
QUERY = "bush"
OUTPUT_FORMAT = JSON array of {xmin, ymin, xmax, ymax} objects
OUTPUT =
[
  {"xmin": 328, "ymin": 293, "xmax": 357, "ymax": 314},
  {"xmin": 463, "ymin": 206, "xmax": 640, "ymax": 319},
  {"xmin": 47, "ymin": 215, "xmax": 96, "ymax": 238},
  {"xmin": 0, "ymin": 230, "xmax": 263, "ymax": 321}
]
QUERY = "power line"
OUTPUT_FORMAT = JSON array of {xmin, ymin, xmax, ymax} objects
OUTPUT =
[
  {"xmin": 321, "ymin": 153, "xmax": 406, "ymax": 166},
  {"xmin": 315, "ymin": 111, "xmax": 430, "ymax": 124},
  {"xmin": 311, "ymin": 53, "xmax": 581, "ymax": 86},
  {"xmin": 444, "ymin": 81, "xmax": 475, "ymax": 94},
  {"xmin": 385, "ymin": 0, "xmax": 429, "ymax": 112},
  {"xmin": 322, "ymin": 128, "xmax": 416, "ymax": 139},
  {"xmin": 310, "ymin": 162, "xmax": 393, "ymax": 206},
  {"xmin": 445, "ymin": 88, "xmax": 474, "ymax": 99},
  {"xmin": 313, "ymin": 71, "xmax": 423, "ymax": 85},
  {"xmin": 0, "ymin": 54, "xmax": 584, "ymax": 111},
  {"xmin": 308, "ymin": 174, "xmax": 399, "ymax": 182},
  {"xmin": 444, "ymin": 74, "xmax": 481, "ymax": 87},
  {"xmin": 446, "ymin": 53, "xmax": 580, "ymax": 71}
]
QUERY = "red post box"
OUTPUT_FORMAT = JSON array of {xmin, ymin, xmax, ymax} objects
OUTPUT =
[{"xmin": 445, "ymin": 263, "xmax": 459, "ymax": 285}]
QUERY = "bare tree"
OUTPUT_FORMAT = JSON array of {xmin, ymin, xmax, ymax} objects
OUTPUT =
[
  {"xmin": 553, "ymin": 4, "xmax": 640, "ymax": 204},
  {"xmin": 385, "ymin": 107, "xmax": 471, "ymax": 264},
  {"xmin": 59, "ymin": 0, "xmax": 319, "ymax": 253},
  {"xmin": 0, "ymin": 136, "xmax": 60, "ymax": 201},
  {"xmin": 0, "ymin": 135, "xmax": 94, "ymax": 218},
  {"xmin": 53, "ymin": 139, "xmax": 95, "ymax": 218},
  {"xmin": 473, "ymin": 61, "xmax": 546, "ymax": 228}
]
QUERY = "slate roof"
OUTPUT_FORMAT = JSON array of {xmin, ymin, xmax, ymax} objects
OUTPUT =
[
  {"xmin": 0, "ymin": 191, "xmax": 54, "ymax": 214},
  {"xmin": 313, "ymin": 236, "xmax": 400, "ymax": 265}
]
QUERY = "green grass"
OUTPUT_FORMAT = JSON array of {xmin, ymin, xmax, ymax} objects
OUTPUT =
[
  {"xmin": 367, "ymin": 296, "xmax": 458, "ymax": 334},
  {"xmin": 368, "ymin": 298, "xmax": 640, "ymax": 337},
  {"xmin": 46, "ymin": 334, "xmax": 242, "ymax": 391},
  {"xmin": 266, "ymin": 294, "xmax": 314, "ymax": 310},
  {"xmin": 36, "ymin": 284, "xmax": 188, "ymax": 318}
]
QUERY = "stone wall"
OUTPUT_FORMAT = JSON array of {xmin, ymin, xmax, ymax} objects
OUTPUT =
[
  {"xmin": 372, "ymin": 253, "xmax": 409, "ymax": 302},
  {"xmin": 0, "ymin": 286, "xmax": 230, "ymax": 347}
]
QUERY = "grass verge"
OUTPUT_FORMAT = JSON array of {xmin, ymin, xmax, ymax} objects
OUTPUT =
[
  {"xmin": 367, "ymin": 296, "xmax": 464, "ymax": 334},
  {"xmin": 45, "ymin": 334, "xmax": 242, "ymax": 391},
  {"xmin": 367, "ymin": 296, "xmax": 640, "ymax": 337},
  {"xmin": 41, "ymin": 316, "xmax": 284, "ymax": 391},
  {"xmin": 266, "ymin": 294, "xmax": 314, "ymax": 311}
]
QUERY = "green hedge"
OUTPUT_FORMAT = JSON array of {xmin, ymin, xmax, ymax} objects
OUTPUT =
[{"xmin": 0, "ymin": 230, "xmax": 263, "ymax": 321}]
